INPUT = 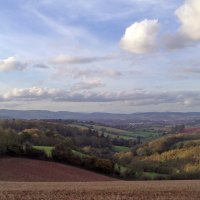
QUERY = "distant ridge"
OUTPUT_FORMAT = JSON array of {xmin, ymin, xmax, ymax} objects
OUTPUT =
[{"xmin": 1, "ymin": 109, "xmax": 200, "ymax": 122}]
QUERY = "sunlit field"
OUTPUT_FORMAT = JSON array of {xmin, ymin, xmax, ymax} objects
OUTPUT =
[{"xmin": 0, "ymin": 181, "xmax": 199, "ymax": 200}]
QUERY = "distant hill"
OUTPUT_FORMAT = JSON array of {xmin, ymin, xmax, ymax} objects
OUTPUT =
[
  {"xmin": 1, "ymin": 109, "xmax": 200, "ymax": 122},
  {"xmin": 0, "ymin": 158, "xmax": 116, "ymax": 182}
]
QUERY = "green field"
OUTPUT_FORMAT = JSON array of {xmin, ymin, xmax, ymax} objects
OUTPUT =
[
  {"xmin": 88, "ymin": 124, "xmax": 161, "ymax": 140},
  {"xmin": 67, "ymin": 124, "xmax": 89, "ymax": 130},
  {"xmin": 112, "ymin": 146, "xmax": 130, "ymax": 152},
  {"xmin": 33, "ymin": 146, "xmax": 54, "ymax": 157},
  {"xmin": 33, "ymin": 146, "xmax": 89, "ymax": 159},
  {"xmin": 92, "ymin": 125, "xmax": 133, "ymax": 134},
  {"xmin": 142, "ymin": 172, "xmax": 169, "ymax": 180},
  {"xmin": 118, "ymin": 165, "xmax": 128, "ymax": 176},
  {"xmin": 132, "ymin": 130, "xmax": 161, "ymax": 138},
  {"xmin": 72, "ymin": 150, "xmax": 89, "ymax": 158},
  {"xmin": 65, "ymin": 123, "xmax": 162, "ymax": 140}
]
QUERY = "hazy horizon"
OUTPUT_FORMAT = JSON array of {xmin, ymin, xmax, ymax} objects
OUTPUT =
[{"xmin": 1, "ymin": 109, "xmax": 200, "ymax": 115}]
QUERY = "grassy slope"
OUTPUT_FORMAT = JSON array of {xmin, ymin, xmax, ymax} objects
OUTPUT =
[
  {"xmin": 67, "ymin": 124, "xmax": 89, "ymax": 130},
  {"xmin": 72, "ymin": 150, "xmax": 89, "ymax": 158},
  {"xmin": 65, "ymin": 122, "xmax": 161, "ymax": 140},
  {"xmin": 142, "ymin": 172, "xmax": 169, "ymax": 180},
  {"xmin": 33, "ymin": 146, "xmax": 89, "ymax": 159},
  {"xmin": 112, "ymin": 146, "xmax": 130, "ymax": 152},
  {"xmin": 88, "ymin": 124, "xmax": 160, "ymax": 139},
  {"xmin": 33, "ymin": 146, "xmax": 54, "ymax": 157}
]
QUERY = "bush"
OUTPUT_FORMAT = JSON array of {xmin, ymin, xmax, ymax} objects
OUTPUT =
[
  {"xmin": 52, "ymin": 143, "xmax": 72, "ymax": 163},
  {"xmin": 25, "ymin": 148, "xmax": 47, "ymax": 160},
  {"xmin": 94, "ymin": 158, "xmax": 114, "ymax": 174},
  {"xmin": 171, "ymin": 172, "xmax": 200, "ymax": 180}
]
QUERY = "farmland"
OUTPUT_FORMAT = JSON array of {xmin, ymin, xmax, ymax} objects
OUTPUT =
[
  {"xmin": 0, "ymin": 119, "xmax": 200, "ymax": 179},
  {"xmin": 0, "ymin": 158, "xmax": 199, "ymax": 199},
  {"xmin": 0, "ymin": 158, "xmax": 115, "ymax": 182},
  {"xmin": 0, "ymin": 181, "xmax": 199, "ymax": 200},
  {"xmin": 113, "ymin": 145, "xmax": 130, "ymax": 152},
  {"xmin": 66, "ymin": 122, "xmax": 163, "ymax": 140},
  {"xmin": 33, "ymin": 146, "xmax": 53, "ymax": 157}
]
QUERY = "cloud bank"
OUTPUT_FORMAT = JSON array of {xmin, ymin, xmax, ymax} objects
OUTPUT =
[
  {"xmin": 55, "ymin": 66, "xmax": 122, "ymax": 79},
  {"xmin": 71, "ymin": 79, "xmax": 105, "ymax": 91},
  {"xmin": 1, "ymin": 87, "xmax": 200, "ymax": 107}
]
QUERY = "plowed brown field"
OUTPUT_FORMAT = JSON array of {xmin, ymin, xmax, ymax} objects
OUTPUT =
[
  {"xmin": 0, "ymin": 158, "xmax": 200, "ymax": 200},
  {"xmin": 0, "ymin": 158, "xmax": 115, "ymax": 182}
]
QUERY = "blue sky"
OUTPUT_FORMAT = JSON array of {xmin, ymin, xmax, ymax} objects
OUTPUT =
[{"xmin": 0, "ymin": 0, "xmax": 200, "ymax": 113}]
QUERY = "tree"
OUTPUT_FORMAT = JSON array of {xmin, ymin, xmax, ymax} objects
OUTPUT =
[{"xmin": 52, "ymin": 140, "xmax": 73, "ymax": 162}]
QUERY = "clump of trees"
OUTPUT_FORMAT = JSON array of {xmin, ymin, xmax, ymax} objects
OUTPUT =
[
  {"xmin": 52, "ymin": 140, "xmax": 114, "ymax": 174},
  {"xmin": 127, "ymin": 132, "xmax": 200, "ymax": 180},
  {"xmin": 0, "ymin": 128, "xmax": 47, "ymax": 159}
]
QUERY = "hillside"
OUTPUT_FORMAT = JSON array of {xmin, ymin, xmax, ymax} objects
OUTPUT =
[
  {"xmin": 0, "ymin": 158, "xmax": 116, "ymax": 182},
  {"xmin": 129, "ymin": 130, "xmax": 200, "ymax": 179}
]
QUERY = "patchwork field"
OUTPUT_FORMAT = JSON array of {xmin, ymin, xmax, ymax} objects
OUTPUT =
[
  {"xmin": 185, "ymin": 127, "xmax": 200, "ymax": 133},
  {"xmin": 0, "ymin": 181, "xmax": 199, "ymax": 200},
  {"xmin": 54, "ymin": 121, "xmax": 163, "ymax": 140},
  {"xmin": 0, "ymin": 158, "xmax": 115, "ymax": 182}
]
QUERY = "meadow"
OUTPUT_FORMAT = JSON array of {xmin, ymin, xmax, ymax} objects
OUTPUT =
[
  {"xmin": 33, "ymin": 146, "xmax": 53, "ymax": 157},
  {"xmin": 67, "ymin": 123, "xmax": 161, "ymax": 139}
]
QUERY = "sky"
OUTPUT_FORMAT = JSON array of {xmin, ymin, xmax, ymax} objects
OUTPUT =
[{"xmin": 0, "ymin": 0, "xmax": 200, "ymax": 113}]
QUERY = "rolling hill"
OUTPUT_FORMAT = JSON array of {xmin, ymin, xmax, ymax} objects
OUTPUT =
[
  {"xmin": 0, "ymin": 158, "xmax": 116, "ymax": 182},
  {"xmin": 1, "ymin": 109, "xmax": 200, "ymax": 122}
]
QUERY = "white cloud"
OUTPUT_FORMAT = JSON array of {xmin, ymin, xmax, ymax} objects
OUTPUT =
[
  {"xmin": 122, "ymin": 0, "xmax": 200, "ymax": 51},
  {"xmin": 32, "ymin": 64, "xmax": 49, "ymax": 69},
  {"xmin": 175, "ymin": 0, "xmax": 200, "ymax": 41},
  {"xmin": 120, "ymin": 19, "xmax": 159, "ymax": 54},
  {"xmin": 55, "ymin": 66, "xmax": 122, "ymax": 79},
  {"xmin": 50, "ymin": 54, "xmax": 115, "ymax": 65},
  {"xmin": 3, "ymin": 87, "xmax": 57, "ymax": 101},
  {"xmin": 165, "ymin": 0, "xmax": 200, "ymax": 49},
  {"xmin": 71, "ymin": 79, "xmax": 105, "ymax": 91},
  {"xmin": 2, "ymin": 86, "xmax": 200, "ymax": 108},
  {"xmin": 0, "ymin": 57, "xmax": 27, "ymax": 72}
]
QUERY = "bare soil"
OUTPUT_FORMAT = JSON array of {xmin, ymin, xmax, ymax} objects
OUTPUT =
[
  {"xmin": 0, "ymin": 158, "xmax": 115, "ymax": 182},
  {"xmin": 0, "ymin": 158, "xmax": 199, "ymax": 199}
]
